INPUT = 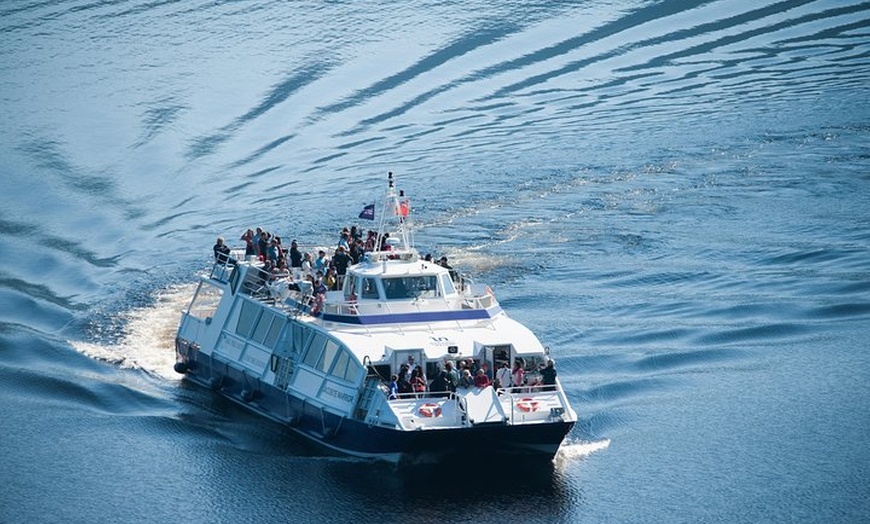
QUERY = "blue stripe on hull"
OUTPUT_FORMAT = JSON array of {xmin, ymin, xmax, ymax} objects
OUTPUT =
[
  {"xmin": 178, "ymin": 352, "xmax": 573, "ymax": 462},
  {"xmin": 320, "ymin": 306, "xmax": 503, "ymax": 325}
]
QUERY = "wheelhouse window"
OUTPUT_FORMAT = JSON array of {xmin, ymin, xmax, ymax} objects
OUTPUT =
[
  {"xmin": 440, "ymin": 274, "xmax": 456, "ymax": 295},
  {"xmin": 344, "ymin": 274, "xmax": 357, "ymax": 298},
  {"xmin": 382, "ymin": 275, "xmax": 440, "ymax": 300},
  {"xmin": 361, "ymin": 278, "xmax": 379, "ymax": 299}
]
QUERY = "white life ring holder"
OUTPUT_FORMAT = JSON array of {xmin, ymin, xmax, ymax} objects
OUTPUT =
[
  {"xmin": 418, "ymin": 402, "xmax": 442, "ymax": 418},
  {"xmin": 517, "ymin": 397, "xmax": 540, "ymax": 412}
]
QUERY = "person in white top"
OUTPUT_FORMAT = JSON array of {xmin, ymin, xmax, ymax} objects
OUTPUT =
[{"xmin": 496, "ymin": 361, "xmax": 512, "ymax": 390}]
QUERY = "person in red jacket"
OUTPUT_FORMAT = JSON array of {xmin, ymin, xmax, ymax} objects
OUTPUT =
[{"xmin": 474, "ymin": 368, "xmax": 491, "ymax": 388}]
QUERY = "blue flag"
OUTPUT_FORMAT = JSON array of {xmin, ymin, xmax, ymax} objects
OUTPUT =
[{"xmin": 358, "ymin": 203, "xmax": 375, "ymax": 220}]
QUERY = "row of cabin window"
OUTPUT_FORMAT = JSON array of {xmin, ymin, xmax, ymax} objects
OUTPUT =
[
  {"xmin": 300, "ymin": 332, "xmax": 361, "ymax": 383},
  {"xmin": 235, "ymin": 300, "xmax": 283, "ymax": 349},
  {"xmin": 235, "ymin": 299, "xmax": 360, "ymax": 383}
]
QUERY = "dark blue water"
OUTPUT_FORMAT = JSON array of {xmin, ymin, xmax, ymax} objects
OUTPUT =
[{"xmin": 2, "ymin": 0, "xmax": 869, "ymax": 522}]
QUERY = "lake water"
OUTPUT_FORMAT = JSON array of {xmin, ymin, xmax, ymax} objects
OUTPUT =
[{"xmin": 1, "ymin": 1, "xmax": 869, "ymax": 522}]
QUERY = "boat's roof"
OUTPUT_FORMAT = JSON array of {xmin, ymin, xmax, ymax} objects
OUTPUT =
[
  {"xmin": 350, "ymin": 251, "xmax": 445, "ymax": 278},
  {"xmin": 316, "ymin": 312, "xmax": 545, "ymax": 365}
]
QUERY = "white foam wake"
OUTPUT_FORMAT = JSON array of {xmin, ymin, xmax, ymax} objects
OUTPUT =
[
  {"xmin": 72, "ymin": 283, "xmax": 197, "ymax": 380},
  {"xmin": 555, "ymin": 439, "xmax": 611, "ymax": 463}
]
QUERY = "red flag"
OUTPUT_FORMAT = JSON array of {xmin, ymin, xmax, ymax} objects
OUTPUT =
[{"xmin": 399, "ymin": 199, "xmax": 410, "ymax": 217}]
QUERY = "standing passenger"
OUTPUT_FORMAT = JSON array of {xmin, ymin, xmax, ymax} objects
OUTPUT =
[
  {"xmin": 410, "ymin": 365, "xmax": 427, "ymax": 396},
  {"xmin": 511, "ymin": 361, "xmax": 525, "ymax": 392},
  {"xmin": 257, "ymin": 231, "xmax": 270, "ymax": 261},
  {"xmin": 289, "ymin": 240, "xmax": 303, "ymax": 268},
  {"xmin": 496, "ymin": 361, "xmax": 512, "ymax": 390},
  {"xmin": 388, "ymin": 375, "xmax": 399, "ymax": 400},
  {"xmin": 332, "ymin": 246, "xmax": 352, "ymax": 276},
  {"xmin": 315, "ymin": 250, "xmax": 329, "ymax": 274},
  {"xmin": 241, "ymin": 229, "xmax": 256, "ymax": 258},
  {"xmin": 301, "ymin": 252, "xmax": 313, "ymax": 276},
  {"xmin": 444, "ymin": 361, "xmax": 459, "ymax": 392},
  {"xmin": 540, "ymin": 360, "xmax": 558, "ymax": 391}
]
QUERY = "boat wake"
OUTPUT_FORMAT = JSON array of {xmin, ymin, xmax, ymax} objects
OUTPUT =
[
  {"xmin": 71, "ymin": 284, "xmax": 196, "ymax": 380},
  {"xmin": 555, "ymin": 438, "xmax": 611, "ymax": 464}
]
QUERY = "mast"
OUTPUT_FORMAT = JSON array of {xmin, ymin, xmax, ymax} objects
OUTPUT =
[{"xmin": 375, "ymin": 171, "xmax": 412, "ymax": 253}]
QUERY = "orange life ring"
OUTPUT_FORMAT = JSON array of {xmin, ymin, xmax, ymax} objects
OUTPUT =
[
  {"xmin": 418, "ymin": 403, "xmax": 442, "ymax": 418},
  {"xmin": 517, "ymin": 397, "xmax": 539, "ymax": 412}
]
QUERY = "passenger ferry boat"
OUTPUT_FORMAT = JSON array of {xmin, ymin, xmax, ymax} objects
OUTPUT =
[{"xmin": 174, "ymin": 173, "xmax": 577, "ymax": 463}]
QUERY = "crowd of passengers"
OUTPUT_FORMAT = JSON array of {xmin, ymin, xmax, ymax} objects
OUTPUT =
[
  {"xmin": 386, "ymin": 357, "xmax": 558, "ymax": 400},
  {"xmin": 211, "ymin": 225, "xmax": 456, "ymax": 295}
]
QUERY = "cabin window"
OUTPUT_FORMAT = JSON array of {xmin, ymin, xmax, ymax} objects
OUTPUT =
[
  {"xmin": 292, "ymin": 324, "xmax": 307, "ymax": 354},
  {"xmin": 264, "ymin": 317, "xmax": 284, "ymax": 349},
  {"xmin": 337, "ymin": 349, "xmax": 361, "ymax": 383},
  {"xmin": 317, "ymin": 339, "xmax": 340, "ymax": 373},
  {"xmin": 343, "ymin": 359, "xmax": 362, "ymax": 383},
  {"xmin": 235, "ymin": 300, "xmax": 260, "ymax": 337},
  {"xmin": 332, "ymin": 350, "xmax": 350, "ymax": 379},
  {"xmin": 302, "ymin": 332, "xmax": 327, "ymax": 367},
  {"xmin": 361, "ymin": 278, "xmax": 379, "ymax": 299},
  {"xmin": 188, "ymin": 281, "xmax": 224, "ymax": 320},
  {"xmin": 251, "ymin": 310, "xmax": 275, "ymax": 344}
]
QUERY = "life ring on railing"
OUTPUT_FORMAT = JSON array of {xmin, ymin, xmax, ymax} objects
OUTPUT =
[
  {"xmin": 517, "ymin": 398, "xmax": 540, "ymax": 412},
  {"xmin": 418, "ymin": 403, "xmax": 442, "ymax": 418}
]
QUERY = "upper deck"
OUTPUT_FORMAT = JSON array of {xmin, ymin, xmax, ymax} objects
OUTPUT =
[{"xmin": 210, "ymin": 250, "xmax": 503, "ymax": 329}]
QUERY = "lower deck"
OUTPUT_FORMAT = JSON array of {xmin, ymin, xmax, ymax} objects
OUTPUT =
[{"xmin": 177, "ymin": 350, "xmax": 574, "ymax": 462}]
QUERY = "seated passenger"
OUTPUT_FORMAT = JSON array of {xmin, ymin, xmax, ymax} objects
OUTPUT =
[
  {"xmin": 272, "ymin": 258, "xmax": 290, "ymax": 278},
  {"xmin": 474, "ymin": 369, "xmax": 491, "ymax": 388},
  {"xmin": 458, "ymin": 369, "xmax": 474, "ymax": 389},
  {"xmin": 324, "ymin": 267, "xmax": 338, "ymax": 290}
]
